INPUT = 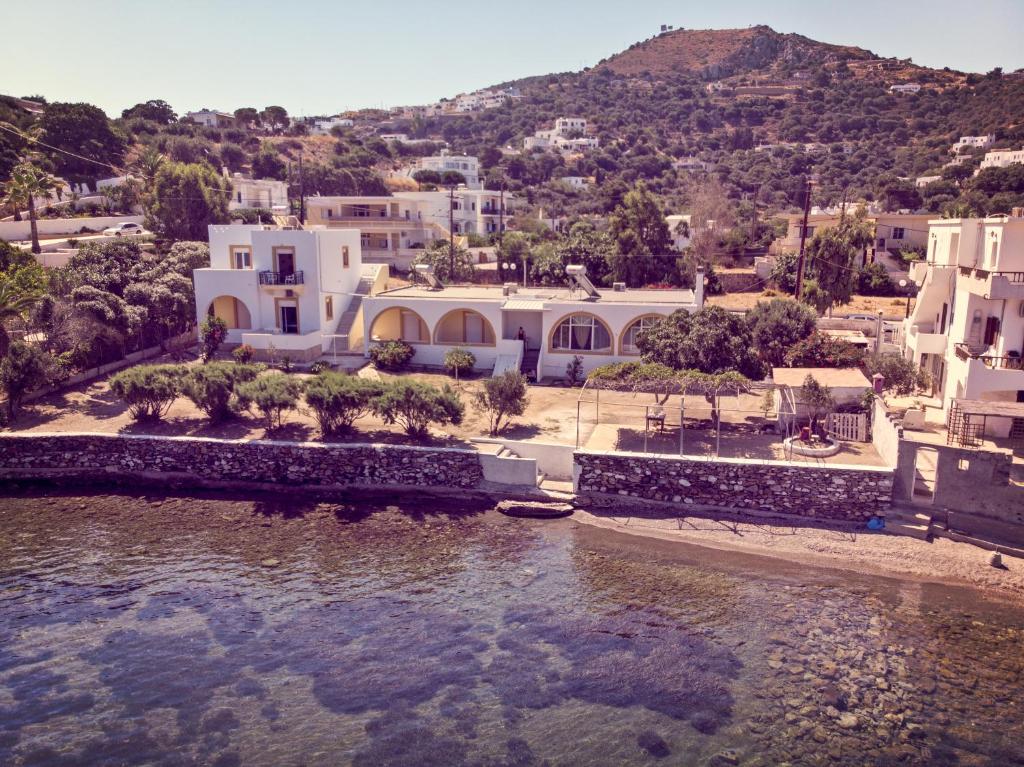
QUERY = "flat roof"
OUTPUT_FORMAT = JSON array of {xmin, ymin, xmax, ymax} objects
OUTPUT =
[
  {"xmin": 953, "ymin": 399, "xmax": 1024, "ymax": 418},
  {"xmin": 771, "ymin": 367, "xmax": 871, "ymax": 388},
  {"xmin": 372, "ymin": 284, "xmax": 696, "ymax": 305}
]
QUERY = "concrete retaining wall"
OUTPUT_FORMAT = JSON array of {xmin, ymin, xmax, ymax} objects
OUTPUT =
[
  {"xmin": 473, "ymin": 438, "xmax": 574, "ymax": 480},
  {"xmin": 0, "ymin": 215, "xmax": 142, "ymax": 241},
  {"xmin": 0, "ymin": 433, "xmax": 485, "ymax": 491},
  {"xmin": 478, "ymin": 452, "xmax": 538, "ymax": 486},
  {"xmin": 872, "ymin": 395, "xmax": 902, "ymax": 468},
  {"xmin": 574, "ymin": 450, "xmax": 893, "ymax": 520}
]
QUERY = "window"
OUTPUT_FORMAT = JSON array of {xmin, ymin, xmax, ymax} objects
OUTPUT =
[
  {"xmin": 230, "ymin": 247, "xmax": 252, "ymax": 269},
  {"xmin": 551, "ymin": 314, "xmax": 612, "ymax": 353},
  {"xmin": 892, "ymin": 227, "xmax": 905, "ymax": 240},
  {"xmin": 342, "ymin": 246, "xmax": 350, "ymax": 268},
  {"xmin": 325, "ymin": 208, "xmax": 333, "ymax": 218},
  {"xmin": 325, "ymin": 296, "xmax": 334, "ymax": 321},
  {"xmin": 990, "ymin": 241, "xmax": 999, "ymax": 266},
  {"xmin": 622, "ymin": 315, "xmax": 661, "ymax": 354}
]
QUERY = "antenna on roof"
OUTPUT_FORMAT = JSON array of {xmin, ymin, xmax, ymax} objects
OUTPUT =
[
  {"xmin": 414, "ymin": 263, "xmax": 443, "ymax": 290},
  {"xmin": 566, "ymin": 264, "xmax": 600, "ymax": 298}
]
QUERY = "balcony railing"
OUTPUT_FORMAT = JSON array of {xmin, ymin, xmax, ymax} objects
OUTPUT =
[
  {"xmin": 259, "ymin": 270, "xmax": 304, "ymax": 286},
  {"xmin": 954, "ymin": 342, "xmax": 1023, "ymax": 369}
]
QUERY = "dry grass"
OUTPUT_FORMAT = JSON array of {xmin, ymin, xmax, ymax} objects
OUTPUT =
[{"xmin": 707, "ymin": 291, "xmax": 914, "ymax": 318}]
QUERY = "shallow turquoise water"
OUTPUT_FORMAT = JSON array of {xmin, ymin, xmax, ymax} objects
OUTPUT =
[{"xmin": 0, "ymin": 490, "xmax": 1022, "ymax": 766}]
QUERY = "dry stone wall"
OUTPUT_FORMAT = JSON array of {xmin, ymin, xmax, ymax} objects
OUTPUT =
[
  {"xmin": 0, "ymin": 433, "xmax": 483, "ymax": 490},
  {"xmin": 575, "ymin": 450, "xmax": 893, "ymax": 520}
]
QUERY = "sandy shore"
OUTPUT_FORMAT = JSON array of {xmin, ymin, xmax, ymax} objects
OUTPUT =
[{"xmin": 572, "ymin": 508, "xmax": 1024, "ymax": 605}]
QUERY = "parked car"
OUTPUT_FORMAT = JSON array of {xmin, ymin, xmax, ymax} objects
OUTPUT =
[{"xmin": 102, "ymin": 222, "xmax": 145, "ymax": 236}]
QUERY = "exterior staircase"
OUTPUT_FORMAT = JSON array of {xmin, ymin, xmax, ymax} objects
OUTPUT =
[
  {"xmin": 494, "ymin": 444, "xmax": 547, "ymax": 487},
  {"xmin": 322, "ymin": 273, "xmax": 377, "ymax": 366},
  {"xmin": 520, "ymin": 349, "xmax": 539, "ymax": 381}
]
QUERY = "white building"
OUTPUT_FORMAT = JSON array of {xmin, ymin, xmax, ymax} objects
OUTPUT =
[
  {"xmin": 305, "ymin": 190, "xmax": 516, "ymax": 269},
  {"xmin": 524, "ymin": 118, "xmax": 598, "ymax": 153},
  {"xmin": 399, "ymin": 153, "xmax": 481, "ymax": 189},
  {"xmin": 915, "ymin": 175, "xmax": 941, "ymax": 188},
  {"xmin": 978, "ymin": 148, "xmax": 1024, "ymax": 172},
  {"xmin": 888, "ymin": 84, "xmax": 921, "ymax": 95},
  {"xmin": 666, "ymin": 214, "xmax": 692, "ymax": 251},
  {"xmin": 672, "ymin": 157, "xmax": 712, "ymax": 173},
  {"xmin": 954, "ymin": 135, "xmax": 995, "ymax": 153},
  {"xmin": 310, "ymin": 117, "xmax": 354, "ymax": 135},
  {"xmin": 560, "ymin": 176, "xmax": 591, "ymax": 190},
  {"xmin": 902, "ymin": 212, "xmax": 1024, "ymax": 436},
  {"xmin": 362, "ymin": 272, "xmax": 705, "ymax": 379},
  {"xmin": 226, "ymin": 172, "xmax": 289, "ymax": 212},
  {"xmin": 185, "ymin": 110, "xmax": 236, "ymax": 128},
  {"xmin": 194, "ymin": 224, "xmax": 381, "ymax": 361}
]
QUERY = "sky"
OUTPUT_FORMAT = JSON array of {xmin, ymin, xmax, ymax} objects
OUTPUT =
[{"xmin": 1, "ymin": 0, "xmax": 1022, "ymax": 119}]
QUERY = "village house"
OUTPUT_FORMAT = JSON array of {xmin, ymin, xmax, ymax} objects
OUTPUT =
[
  {"xmin": 361, "ymin": 269, "xmax": 705, "ymax": 379},
  {"xmin": 193, "ymin": 224, "xmax": 379, "ymax": 362},
  {"xmin": 226, "ymin": 172, "xmax": 289, "ymax": 212},
  {"xmin": 560, "ymin": 176, "xmax": 591, "ymax": 190},
  {"xmin": 888, "ymin": 84, "xmax": 922, "ymax": 95},
  {"xmin": 772, "ymin": 211, "xmax": 932, "ymax": 257},
  {"xmin": 310, "ymin": 117, "xmax": 353, "ymax": 135},
  {"xmin": 978, "ymin": 148, "xmax": 1024, "ymax": 172},
  {"xmin": 404, "ymin": 152, "xmax": 482, "ymax": 188},
  {"xmin": 184, "ymin": 109, "xmax": 236, "ymax": 128},
  {"xmin": 524, "ymin": 118, "xmax": 599, "ymax": 153},
  {"xmin": 902, "ymin": 211, "xmax": 1024, "ymax": 437},
  {"xmin": 953, "ymin": 135, "xmax": 995, "ymax": 153}
]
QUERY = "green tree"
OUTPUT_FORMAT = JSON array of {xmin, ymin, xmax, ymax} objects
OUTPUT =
[
  {"xmin": 473, "ymin": 370, "xmax": 529, "ymax": 435},
  {"xmin": 608, "ymin": 182, "xmax": 672, "ymax": 285},
  {"xmin": 0, "ymin": 261, "xmax": 46, "ymax": 357},
  {"xmin": 236, "ymin": 373, "xmax": 302, "ymax": 429},
  {"xmin": 0, "ymin": 342, "xmax": 55, "ymax": 420},
  {"xmin": 147, "ymin": 161, "xmax": 230, "ymax": 240},
  {"xmin": 181, "ymin": 362, "xmax": 261, "ymax": 422},
  {"xmin": 412, "ymin": 169, "xmax": 442, "ymax": 189},
  {"xmin": 413, "ymin": 242, "xmax": 475, "ymax": 283},
  {"xmin": 3, "ymin": 161, "xmax": 60, "ymax": 254},
  {"xmin": 233, "ymin": 108, "xmax": 260, "ymax": 129},
  {"xmin": 746, "ymin": 298, "xmax": 817, "ymax": 368},
  {"xmin": 555, "ymin": 220, "xmax": 615, "ymax": 286},
  {"xmin": 121, "ymin": 100, "xmax": 176, "ymax": 124},
  {"xmin": 804, "ymin": 224, "xmax": 859, "ymax": 315},
  {"xmin": 251, "ymin": 143, "xmax": 286, "ymax": 180},
  {"xmin": 864, "ymin": 353, "xmax": 929, "ymax": 395},
  {"xmin": 260, "ymin": 106, "xmax": 289, "ymax": 132},
  {"xmin": 374, "ymin": 379, "xmax": 464, "ymax": 438},
  {"xmin": 40, "ymin": 102, "xmax": 126, "ymax": 186},
  {"xmin": 800, "ymin": 374, "xmax": 835, "ymax": 434},
  {"xmin": 443, "ymin": 347, "xmax": 476, "ymax": 380},
  {"xmin": 783, "ymin": 332, "xmax": 865, "ymax": 368},
  {"xmin": 304, "ymin": 372, "xmax": 384, "ymax": 435},
  {"xmin": 637, "ymin": 306, "xmax": 765, "ymax": 379}
]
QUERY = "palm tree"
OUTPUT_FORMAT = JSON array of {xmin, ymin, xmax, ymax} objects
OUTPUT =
[
  {"xmin": 2, "ymin": 162, "xmax": 59, "ymax": 254},
  {"xmin": 0, "ymin": 277, "xmax": 43, "ymax": 358}
]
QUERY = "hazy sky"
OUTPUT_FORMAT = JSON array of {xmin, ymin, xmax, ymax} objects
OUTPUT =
[{"xmin": 2, "ymin": 0, "xmax": 1021, "ymax": 118}]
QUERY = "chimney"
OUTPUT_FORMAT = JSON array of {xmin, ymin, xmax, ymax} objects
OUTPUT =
[{"xmin": 694, "ymin": 267, "xmax": 706, "ymax": 307}]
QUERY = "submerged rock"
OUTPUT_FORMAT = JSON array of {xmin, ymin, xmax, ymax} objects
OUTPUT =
[{"xmin": 636, "ymin": 730, "xmax": 671, "ymax": 758}]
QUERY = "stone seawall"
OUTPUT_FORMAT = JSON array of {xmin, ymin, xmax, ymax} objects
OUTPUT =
[
  {"xmin": 0, "ymin": 433, "xmax": 484, "ymax": 490},
  {"xmin": 575, "ymin": 451, "xmax": 893, "ymax": 520}
]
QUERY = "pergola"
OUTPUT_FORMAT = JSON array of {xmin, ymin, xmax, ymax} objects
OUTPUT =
[
  {"xmin": 947, "ymin": 399, "xmax": 1024, "ymax": 447},
  {"xmin": 575, "ymin": 363, "xmax": 761, "ymax": 457}
]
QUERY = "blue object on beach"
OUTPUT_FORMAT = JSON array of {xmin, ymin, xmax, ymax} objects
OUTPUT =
[{"xmin": 866, "ymin": 517, "xmax": 885, "ymax": 531}]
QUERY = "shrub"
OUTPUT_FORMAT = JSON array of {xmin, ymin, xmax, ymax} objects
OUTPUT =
[
  {"xmin": 181, "ymin": 361, "xmax": 260, "ymax": 422},
  {"xmin": 444, "ymin": 347, "xmax": 476, "ymax": 379},
  {"xmin": 373, "ymin": 379, "xmax": 464, "ymax": 438},
  {"xmin": 304, "ymin": 372, "xmax": 384, "ymax": 435},
  {"xmin": 232, "ymin": 344, "xmax": 254, "ymax": 364},
  {"xmin": 473, "ymin": 370, "xmax": 529, "ymax": 435},
  {"xmin": 800, "ymin": 374, "xmax": 835, "ymax": 434},
  {"xmin": 857, "ymin": 262, "xmax": 897, "ymax": 296},
  {"xmin": 199, "ymin": 315, "xmax": 228, "ymax": 362},
  {"xmin": 783, "ymin": 332, "xmax": 865, "ymax": 368},
  {"xmin": 109, "ymin": 364, "xmax": 183, "ymax": 422},
  {"xmin": 565, "ymin": 355, "xmax": 584, "ymax": 386},
  {"xmin": 864, "ymin": 353, "xmax": 929, "ymax": 395},
  {"xmin": 309, "ymin": 360, "xmax": 331, "ymax": 375},
  {"xmin": 0, "ymin": 343, "xmax": 57, "ymax": 421},
  {"xmin": 369, "ymin": 340, "xmax": 415, "ymax": 370},
  {"xmin": 746, "ymin": 298, "xmax": 817, "ymax": 367},
  {"xmin": 236, "ymin": 373, "xmax": 303, "ymax": 429}
]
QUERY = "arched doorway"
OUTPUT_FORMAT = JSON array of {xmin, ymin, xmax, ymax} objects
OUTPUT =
[
  {"xmin": 369, "ymin": 306, "xmax": 430, "ymax": 343},
  {"xmin": 434, "ymin": 309, "xmax": 495, "ymax": 345},
  {"xmin": 207, "ymin": 296, "xmax": 252, "ymax": 329}
]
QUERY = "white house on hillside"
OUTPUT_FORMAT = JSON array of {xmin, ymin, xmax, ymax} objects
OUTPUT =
[
  {"xmin": 954, "ymin": 135, "xmax": 995, "ymax": 153},
  {"xmin": 888, "ymin": 84, "xmax": 921, "ymax": 95},
  {"xmin": 524, "ymin": 118, "xmax": 598, "ymax": 153},
  {"xmin": 185, "ymin": 110, "xmax": 236, "ymax": 128},
  {"xmin": 407, "ymin": 153, "xmax": 481, "ymax": 189},
  {"xmin": 362, "ymin": 271, "xmax": 705, "ymax": 379},
  {"xmin": 978, "ymin": 148, "xmax": 1024, "ymax": 172},
  {"xmin": 902, "ymin": 212, "xmax": 1024, "ymax": 436},
  {"xmin": 194, "ymin": 224, "xmax": 380, "ymax": 361},
  {"xmin": 226, "ymin": 172, "xmax": 289, "ymax": 212}
]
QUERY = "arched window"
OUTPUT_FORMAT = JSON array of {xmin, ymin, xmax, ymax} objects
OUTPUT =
[
  {"xmin": 369, "ymin": 307, "xmax": 430, "ymax": 343},
  {"xmin": 550, "ymin": 313, "xmax": 612, "ymax": 353},
  {"xmin": 620, "ymin": 314, "xmax": 663, "ymax": 355},
  {"xmin": 207, "ymin": 296, "xmax": 252, "ymax": 330},
  {"xmin": 434, "ymin": 309, "xmax": 495, "ymax": 345}
]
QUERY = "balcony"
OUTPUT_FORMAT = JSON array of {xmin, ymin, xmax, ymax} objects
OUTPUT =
[
  {"xmin": 959, "ymin": 268, "xmax": 1024, "ymax": 300},
  {"xmin": 259, "ymin": 270, "xmax": 304, "ymax": 286},
  {"xmin": 954, "ymin": 343, "xmax": 1024, "ymax": 370},
  {"xmin": 906, "ymin": 323, "xmax": 947, "ymax": 356}
]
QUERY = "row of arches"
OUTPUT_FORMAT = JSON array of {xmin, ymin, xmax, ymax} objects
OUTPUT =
[{"xmin": 369, "ymin": 306, "xmax": 667, "ymax": 355}]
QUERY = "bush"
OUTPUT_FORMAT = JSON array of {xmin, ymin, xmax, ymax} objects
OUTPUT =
[
  {"xmin": 373, "ymin": 379, "xmax": 464, "ymax": 438},
  {"xmin": 746, "ymin": 298, "xmax": 817, "ymax": 367},
  {"xmin": 444, "ymin": 347, "xmax": 476, "ymax": 378},
  {"xmin": 370, "ymin": 340, "xmax": 415, "ymax": 370},
  {"xmin": 309, "ymin": 360, "xmax": 331, "ymax": 375},
  {"xmin": 783, "ymin": 333, "xmax": 865, "ymax": 368},
  {"xmin": 199, "ymin": 316, "xmax": 228, "ymax": 362},
  {"xmin": 181, "ymin": 362, "xmax": 261, "ymax": 422},
  {"xmin": 565, "ymin": 355, "xmax": 584, "ymax": 386},
  {"xmin": 865, "ymin": 353, "xmax": 929, "ymax": 395},
  {"xmin": 236, "ymin": 373, "xmax": 303, "ymax": 429},
  {"xmin": 304, "ymin": 372, "xmax": 384, "ymax": 435},
  {"xmin": 109, "ymin": 364, "xmax": 183, "ymax": 422},
  {"xmin": 232, "ymin": 344, "xmax": 254, "ymax": 364},
  {"xmin": 857, "ymin": 262, "xmax": 897, "ymax": 296},
  {"xmin": 473, "ymin": 370, "xmax": 529, "ymax": 435},
  {"xmin": 0, "ymin": 343, "xmax": 57, "ymax": 421}
]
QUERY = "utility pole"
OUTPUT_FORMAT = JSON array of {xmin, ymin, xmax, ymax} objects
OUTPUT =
[
  {"xmin": 448, "ymin": 185, "xmax": 455, "ymax": 280},
  {"xmin": 794, "ymin": 177, "xmax": 813, "ymax": 301},
  {"xmin": 498, "ymin": 179, "xmax": 506, "ymax": 282},
  {"xmin": 298, "ymin": 155, "xmax": 305, "ymax": 226}
]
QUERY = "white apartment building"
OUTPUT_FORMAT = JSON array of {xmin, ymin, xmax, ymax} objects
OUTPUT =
[
  {"xmin": 362, "ymin": 271, "xmax": 705, "ymax": 379},
  {"xmin": 185, "ymin": 110, "xmax": 235, "ymax": 128},
  {"xmin": 524, "ymin": 118, "xmax": 598, "ymax": 153},
  {"xmin": 978, "ymin": 148, "xmax": 1024, "ymax": 172},
  {"xmin": 226, "ymin": 172, "xmax": 289, "ymax": 212},
  {"xmin": 194, "ymin": 224, "xmax": 377, "ymax": 361},
  {"xmin": 903, "ymin": 213, "xmax": 1024, "ymax": 436},
  {"xmin": 305, "ymin": 190, "xmax": 516, "ymax": 269},
  {"xmin": 311, "ymin": 117, "xmax": 354, "ymax": 135},
  {"xmin": 954, "ymin": 135, "xmax": 995, "ymax": 153},
  {"xmin": 410, "ymin": 153, "xmax": 481, "ymax": 189}
]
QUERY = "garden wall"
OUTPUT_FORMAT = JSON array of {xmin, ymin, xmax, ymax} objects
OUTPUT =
[
  {"xmin": 0, "ymin": 215, "xmax": 142, "ymax": 241},
  {"xmin": 574, "ymin": 450, "xmax": 894, "ymax": 521},
  {"xmin": 0, "ymin": 433, "xmax": 484, "ymax": 491}
]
